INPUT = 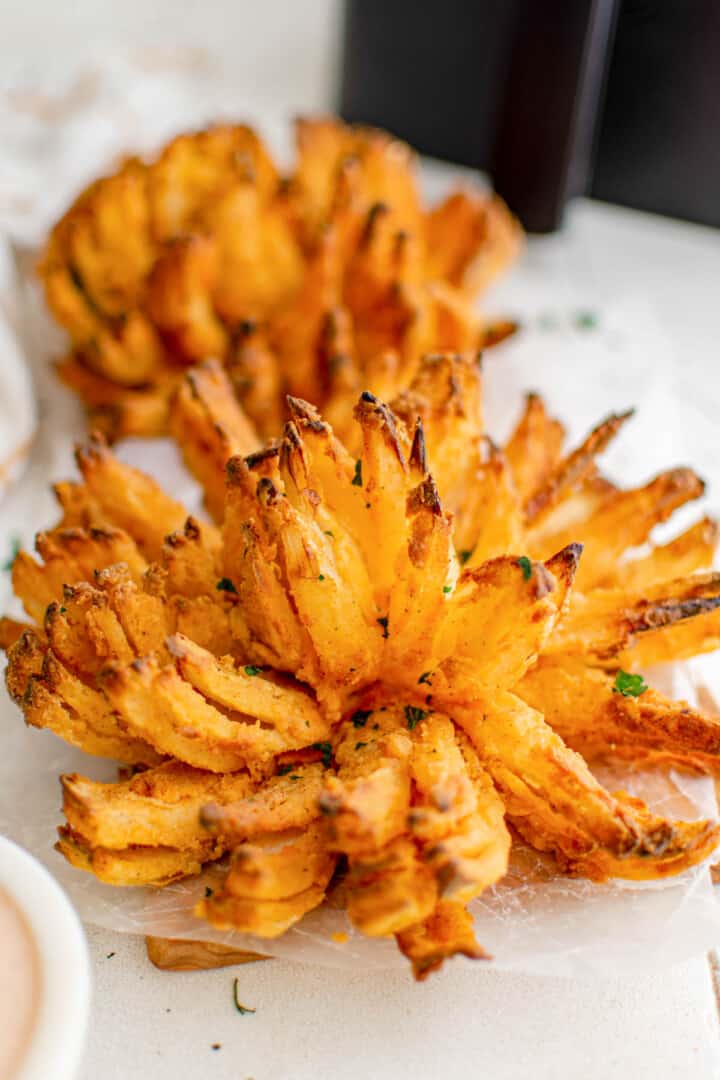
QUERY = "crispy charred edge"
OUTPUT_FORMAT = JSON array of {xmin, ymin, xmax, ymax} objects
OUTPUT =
[
  {"xmin": 5, "ymin": 628, "xmax": 46, "ymax": 702},
  {"xmin": 545, "ymin": 543, "xmax": 583, "ymax": 594},
  {"xmin": 279, "ymin": 420, "xmax": 313, "ymax": 493},
  {"xmin": 224, "ymin": 446, "xmax": 281, "ymax": 503},
  {"xmin": 256, "ymin": 476, "xmax": 282, "ymax": 508},
  {"xmin": 524, "ymin": 410, "xmax": 635, "ymax": 522},
  {"xmin": 243, "ymin": 443, "xmax": 281, "ymax": 471},
  {"xmin": 555, "ymin": 571, "xmax": 720, "ymax": 660},
  {"xmin": 354, "ymin": 391, "xmax": 407, "ymax": 467},
  {"xmin": 74, "ymin": 428, "xmax": 114, "ymax": 472},
  {"xmin": 524, "ymin": 559, "xmax": 554, "ymax": 602},
  {"xmin": 163, "ymin": 515, "xmax": 202, "ymax": 549},
  {"xmin": 409, "ymin": 418, "xmax": 427, "ymax": 474},
  {"xmin": 480, "ymin": 320, "xmax": 518, "ymax": 348},
  {"xmin": 390, "ymin": 355, "xmax": 480, "ymax": 437},
  {"xmin": 161, "ymin": 514, "xmax": 222, "ymax": 593},
  {"xmin": 360, "ymin": 200, "xmax": 391, "ymax": 247},
  {"xmin": 625, "ymin": 577, "xmax": 720, "ymax": 634},
  {"xmin": 560, "ymin": 816, "xmax": 720, "ymax": 880},
  {"xmin": 407, "ymin": 475, "xmax": 443, "ymax": 518},
  {"xmin": 286, "ymin": 395, "xmax": 328, "ymax": 433}
]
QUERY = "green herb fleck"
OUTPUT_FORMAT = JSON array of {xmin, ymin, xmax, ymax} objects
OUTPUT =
[
  {"xmin": 324, "ymin": 530, "xmax": 335, "ymax": 538},
  {"xmin": 458, "ymin": 549, "xmax": 473, "ymax": 566},
  {"xmin": 575, "ymin": 310, "xmax": 598, "ymax": 330},
  {"xmin": 351, "ymin": 460, "xmax": 363, "ymax": 487},
  {"xmin": 377, "ymin": 616, "xmax": 389, "ymax": 638},
  {"xmin": 405, "ymin": 705, "xmax": 429, "ymax": 731},
  {"xmin": 351, "ymin": 709, "xmax": 372, "ymax": 728},
  {"xmin": 537, "ymin": 311, "xmax": 558, "ymax": 331},
  {"xmin": 106, "ymin": 952, "xmax": 115, "ymax": 959},
  {"xmin": 232, "ymin": 978, "xmax": 256, "ymax": 1016},
  {"xmin": 277, "ymin": 763, "xmax": 294, "ymax": 776},
  {"xmin": 418, "ymin": 671, "xmax": 433, "ymax": 686},
  {"xmin": 517, "ymin": 556, "xmax": 533, "ymax": 581},
  {"xmin": 289, "ymin": 774, "xmax": 301, "ymax": 780},
  {"xmin": 2, "ymin": 535, "xmax": 21, "ymax": 572},
  {"xmin": 612, "ymin": 670, "xmax": 648, "ymax": 698},
  {"xmin": 59, "ymin": 606, "xmax": 67, "ymax": 614},
  {"xmin": 204, "ymin": 886, "xmax": 214, "ymax": 898},
  {"xmin": 443, "ymin": 585, "xmax": 452, "ymax": 594},
  {"xmin": 355, "ymin": 741, "xmax": 367, "ymax": 751},
  {"xmin": 312, "ymin": 741, "xmax": 333, "ymax": 767},
  {"xmin": 216, "ymin": 577, "xmax": 237, "ymax": 594},
  {"xmin": 244, "ymin": 665, "xmax": 262, "ymax": 677},
  {"xmin": 318, "ymin": 574, "xmax": 325, "ymax": 581}
]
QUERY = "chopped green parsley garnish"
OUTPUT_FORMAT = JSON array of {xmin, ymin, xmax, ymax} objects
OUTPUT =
[
  {"xmin": 324, "ymin": 530, "xmax": 335, "ymax": 538},
  {"xmin": 612, "ymin": 670, "xmax": 648, "ymax": 698},
  {"xmin": 418, "ymin": 671, "xmax": 433, "ymax": 685},
  {"xmin": 443, "ymin": 585, "xmax": 452, "ymax": 594},
  {"xmin": 355, "ymin": 742, "xmax": 367, "ymax": 751},
  {"xmin": 318, "ymin": 574, "xmax": 325, "ymax": 581},
  {"xmin": 216, "ymin": 577, "xmax": 237, "ymax": 593},
  {"xmin": 405, "ymin": 705, "xmax": 428, "ymax": 731},
  {"xmin": 244, "ymin": 665, "xmax": 262, "ymax": 677},
  {"xmin": 204, "ymin": 886, "xmax": 214, "ymax": 898},
  {"xmin": 351, "ymin": 460, "xmax": 363, "ymax": 486},
  {"xmin": 2, "ymin": 535, "xmax": 21, "ymax": 572},
  {"xmin": 232, "ymin": 978, "xmax": 256, "ymax": 1015},
  {"xmin": 575, "ymin": 310, "xmax": 598, "ymax": 330},
  {"xmin": 537, "ymin": 312, "xmax": 558, "ymax": 331},
  {"xmin": 351, "ymin": 709, "xmax": 372, "ymax": 728},
  {"xmin": 377, "ymin": 616, "xmax": 389, "ymax": 638},
  {"xmin": 458, "ymin": 549, "xmax": 473, "ymax": 566},
  {"xmin": 277, "ymin": 764, "xmax": 294, "ymax": 776},
  {"xmin": 517, "ymin": 556, "xmax": 533, "ymax": 581},
  {"xmin": 313, "ymin": 741, "xmax": 333, "ymax": 767}
]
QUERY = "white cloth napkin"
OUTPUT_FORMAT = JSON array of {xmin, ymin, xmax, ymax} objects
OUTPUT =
[{"xmin": 0, "ymin": 238, "xmax": 36, "ymax": 503}]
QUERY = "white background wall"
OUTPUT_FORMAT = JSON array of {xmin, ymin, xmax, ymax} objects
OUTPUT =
[{"xmin": 0, "ymin": 0, "xmax": 342, "ymax": 114}]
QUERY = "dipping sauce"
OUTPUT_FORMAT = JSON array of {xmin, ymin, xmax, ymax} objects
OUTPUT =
[{"xmin": 0, "ymin": 888, "xmax": 40, "ymax": 1080}]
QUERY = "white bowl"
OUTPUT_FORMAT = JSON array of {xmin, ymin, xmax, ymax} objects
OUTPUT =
[{"xmin": 0, "ymin": 837, "xmax": 90, "ymax": 1080}]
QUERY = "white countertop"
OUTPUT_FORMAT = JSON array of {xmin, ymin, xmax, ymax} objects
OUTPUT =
[{"xmin": 82, "ymin": 926, "xmax": 719, "ymax": 1080}]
